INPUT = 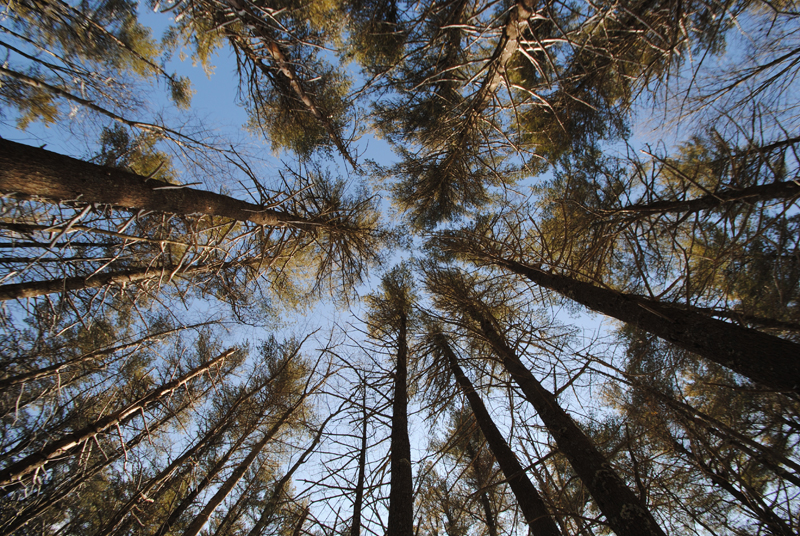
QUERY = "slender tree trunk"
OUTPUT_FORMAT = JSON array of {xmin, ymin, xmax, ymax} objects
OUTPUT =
[
  {"xmin": 387, "ymin": 313, "xmax": 414, "ymax": 536},
  {"xmin": 462, "ymin": 300, "xmax": 667, "ymax": 536},
  {"xmin": 636, "ymin": 382, "xmax": 800, "ymax": 486},
  {"xmin": 245, "ymin": 409, "xmax": 338, "ymax": 536},
  {"xmin": 153, "ymin": 417, "xmax": 260, "ymax": 536},
  {"xmin": 486, "ymin": 255, "xmax": 800, "ymax": 393},
  {"xmin": 441, "ymin": 337, "xmax": 561, "ymax": 536},
  {"xmin": 670, "ymin": 438, "xmax": 795, "ymax": 536},
  {"xmin": 0, "ymin": 406, "xmax": 181, "ymax": 534},
  {"xmin": 0, "ymin": 321, "xmax": 214, "ymax": 391},
  {"xmin": 607, "ymin": 179, "xmax": 800, "ymax": 220},
  {"xmin": 0, "ymin": 349, "xmax": 232, "ymax": 488},
  {"xmin": 0, "ymin": 138, "xmax": 313, "ymax": 228},
  {"xmin": 351, "ymin": 390, "xmax": 369, "ymax": 536},
  {"xmin": 95, "ymin": 374, "xmax": 270, "ymax": 535},
  {"xmin": 181, "ymin": 394, "xmax": 313, "ymax": 536}
]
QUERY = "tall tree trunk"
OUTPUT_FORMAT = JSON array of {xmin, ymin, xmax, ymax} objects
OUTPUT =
[
  {"xmin": 0, "ymin": 405, "xmax": 181, "ymax": 534},
  {"xmin": 604, "ymin": 177, "xmax": 800, "ymax": 220},
  {"xmin": 245, "ymin": 409, "xmax": 338, "ymax": 536},
  {"xmin": 440, "ymin": 336, "xmax": 561, "ymax": 536},
  {"xmin": 153, "ymin": 416, "xmax": 261, "ymax": 536},
  {"xmin": 96, "ymin": 372, "xmax": 275, "ymax": 535},
  {"xmin": 475, "ymin": 253, "xmax": 800, "ymax": 394},
  {"xmin": 181, "ymin": 393, "xmax": 314, "ymax": 536},
  {"xmin": 351, "ymin": 390, "xmax": 369, "ymax": 536},
  {"xmin": 0, "ymin": 349, "xmax": 232, "ymax": 488},
  {"xmin": 0, "ymin": 138, "xmax": 315, "ymax": 229},
  {"xmin": 387, "ymin": 313, "xmax": 414, "ymax": 536},
  {"xmin": 0, "ymin": 321, "xmax": 214, "ymax": 391},
  {"xmin": 461, "ymin": 299, "xmax": 667, "ymax": 536}
]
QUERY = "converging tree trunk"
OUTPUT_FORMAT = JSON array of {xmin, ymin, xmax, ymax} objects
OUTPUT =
[
  {"xmin": 437, "ymin": 237, "xmax": 800, "ymax": 393},
  {"xmin": 0, "ymin": 349, "xmax": 232, "ymax": 488},
  {"xmin": 439, "ymin": 335, "xmax": 561, "ymax": 536},
  {"xmin": 0, "ymin": 138, "xmax": 315, "ymax": 228},
  {"xmin": 451, "ymin": 289, "xmax": 666, "ymax": 536}
]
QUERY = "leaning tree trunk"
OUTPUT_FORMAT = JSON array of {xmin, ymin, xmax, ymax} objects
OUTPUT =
[
  {"xmin": 387, "ymin": 312, "xmax": 414, "ymax": 536},
  {"xmin": 245, "ymin": 409, "xmax": 337, "ymax": 536},
  {"xmin": 0, "ymin": 404, "xmax": 182, "ymax": 534},
  {"xmin": 0, "ymin": 349, "xmax": 232, "ymax": 488},
  {"xmin": 182, "ymin": 393, "xmax": 314, "ymax": 536},
  {"xmin": 153, "ymin": 416, "xmax": 261, "ymax": 536},
  {"xmin": 440, "ymin": 336, "xmax": 561, "ymax": 536},
  {"xmin": 462, "ymin": 300, "xmax": 667, "ymax": 536},
  {"xmin": 0, "ymin": 138, "xmax": 314, "ymax": 229},
  {"xmin": 478, "ymin": 254, "xmax": 800, "ymax": 394},
  {"xmin": 606, "ymin": 179, "xmax": 800, "ymax": 220}
]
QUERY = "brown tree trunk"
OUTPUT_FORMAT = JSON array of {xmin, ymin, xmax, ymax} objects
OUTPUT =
[
  {"xmin": 0, "ymin": 406, "xmax": 181, "ymax": 534},
  {"xmin": 488, "ymin": 256, "xmax": 800, "ymax": 394},
  {"xmin": 351, "ymin": 391, "xmax": 369, "ymax": 536},
  {"xmin": 153, "ymin": 416, "xmax": 261, "ymax": 536},
  {"xmin": 182, "ymin": 394, "xmax": 314, "ymax": 536},
  {"xmin": 387, "ymin": 313, "xmax": 414, "ymax": 536},
  {"xmin": 0, "ymin": 138, "xmax": 313, "ymax": 228},
  {"xmin": 462, "ymin": 300, "xmax": 667, "ymax": 536},
  {"xmin": 96, "ymin": 372, "xmax": 272, "ymax": 535},
  {"xmin": 442, "ymin": 337, "xmax": 561, "ymax": 536},
  {"xmin": 245, "ymin": 409, "xmax": 337, "ymax": 536},
  {"xmin": 608, "ymin": 179, "xmax": 800, "ymax": 219},
  {"xmin": 0, "ymin": 349, "xmax": 232, "ymax": 488}
]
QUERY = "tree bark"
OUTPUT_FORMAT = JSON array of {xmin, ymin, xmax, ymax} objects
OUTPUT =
[
  {"xmin": 387, "ymin": 313, "xmax": 414, "ymax": 536},
  {"xmin": 181, "ymin": 393, "xmax": 313, "ymax": 536},
  {"xmin": 481, "ymin": 254, "xmax": 800, "ymax": 394},
  {"xmin": 442, "ymin": 337, "xmax": 561, "ymax": 536},
  {"xmin": 0, "ymin": 138, "xmax": 314, "ymax": 228},
  {"xmin": 351, "ymin": 391, "xmax": 369, "ymax": 536},
  {"xmin": 245, "ymin": 409, "xmax": 337, "ymax": 536},
  {"xmin": 607, "ymin": 179, "xmax": 800, "ymax": 219},
  {"xmin": 0, "ymin": 349, "xmax": 232, "ymax": 488},
  {"xmin": 462, "ymin": 300, "xmax": 667, "ymax": 536}
]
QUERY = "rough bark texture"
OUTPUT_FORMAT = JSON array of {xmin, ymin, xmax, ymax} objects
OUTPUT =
[
  {"xmin": 464, "ymin": 302, "xmax": 667, "ymax": 536},
  {"xmin": 610, "ymin": 179, "xmax": 800, "ymax": 219},
  {"xmin": 444, "ymin": 341, "xmax": 561, "ymax": 536},
  {"xmin": 0, "ymin": 138, "xmax": 308, "ymax": 227},
  {"xmin": 0, "ymin": 349, "xmax": 232, "ymax": 488},
  {"xmin": 387, "ymin": 314, "xmax": 414, "ymax": 536},
  {"xmin": 495, "ymin": 258, "xmax": 800, "ymax": 393}
]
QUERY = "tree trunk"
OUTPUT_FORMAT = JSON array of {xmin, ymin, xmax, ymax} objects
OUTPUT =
[
  {"xmin": 442, "ymin": 337, "xmax": 561, "ymax": 536},
  {"xmin": 245, "ymin": 409, "xmax": 337, "ymax": 536},
  {"xmin": 0, "ymin": 349, "xmax": 232, "ymax": 488},
  {"xmin": 0, "ymin": 138, "xmax": 313, "ymax": 228},
  {"xmin": 351, "ymin": 391, "xmax": 369, "ymax": 536},
  {"xmin": 387, "ymin": 313, "xmax": 414, "ymax": 536},
  {"xmin": 607, "ymin": 178, "xmax": 800, "ymax": 220},
  {"xmin": 96, "ymin": 374, "xmax": 269, "ymax": 535},
  {"xmin": 462, "ymin": 300, "xmax": 667, "ymax": 536},
  {"xmin": 181, "ymin": 395, "xmax": 312, "ymax": 536},
  {"xmin": 0, "ymin": 406, "xmax": 181, "ymax": 534},
  {"xmin": 490, "ymin": 256, "xmax": 800, "ymax": 394},
  {"xmin": 153, "ymin": 416, "xmax": 260, "ymax": 536}
]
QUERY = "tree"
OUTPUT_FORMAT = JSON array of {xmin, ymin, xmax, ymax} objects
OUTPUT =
[
  {"xmin": 423, "ymin": 265, "xmax": 667, "ymax": 536},
  {"xmin": 365, "ymin": 265, "xmax": 416, "ymax": 536},
  {"xmin": 428, "ymin": 328, "xmax": 561, "ymax": 536}
]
